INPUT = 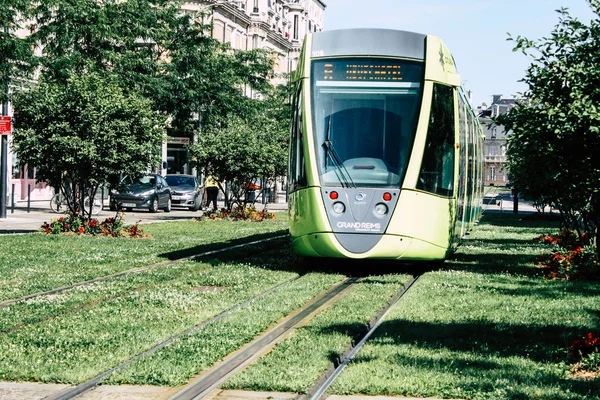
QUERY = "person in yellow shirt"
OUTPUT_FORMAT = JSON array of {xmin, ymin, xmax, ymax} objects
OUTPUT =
[{"xmin": 205, "ymin": 176, "xmax": 219, "ymax": 211}]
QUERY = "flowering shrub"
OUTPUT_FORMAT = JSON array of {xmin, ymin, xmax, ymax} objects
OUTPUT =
[
  {"xmin": 569, "ymin": 333, "xmax": 600, "ymax": 376},
  {"xmin": 535, "ymin": 229, "xmax": 591, "ymax": 249},
  {"xmin": 535, "ymin": 229, "xmax": 598, "ymax": 280},
  {"xmin": 41, "ymin": 213, "xmax": 148, "ymax": 238},
  {"xmin": 197, "ymin": 206, "xmax": 276, "ymax": 222}
]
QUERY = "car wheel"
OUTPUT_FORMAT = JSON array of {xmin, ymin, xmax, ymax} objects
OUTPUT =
[
  {"xmin": 164, "ymin": 198, "xmax": 172, "ymax": 213},
  {"xmin": 149, "ymin": 197, "xmax": 159, "ymax": 213}
]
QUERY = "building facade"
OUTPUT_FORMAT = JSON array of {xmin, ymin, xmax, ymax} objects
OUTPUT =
[
  {"xmin": 477, "ymin": 95, "xmax": 516, "ymax": 187},
  {"xmin": 168, "ymin": 0, "xmax": 326, "ymax": 175}
]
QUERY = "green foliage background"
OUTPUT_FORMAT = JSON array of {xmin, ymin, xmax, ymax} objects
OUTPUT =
[{"xmin": 498, "ymin": 0, "xmax": 600, "ymax": 252}]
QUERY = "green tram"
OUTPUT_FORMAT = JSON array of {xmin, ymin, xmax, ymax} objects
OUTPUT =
[{"xmin": 288, "ymin": 29, "xmax": 484, "ymax": 261}]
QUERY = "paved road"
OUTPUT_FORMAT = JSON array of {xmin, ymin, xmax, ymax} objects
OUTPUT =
[{"xmin": 0, "ymin": 200, "xmax": 289, "ymax": 234}]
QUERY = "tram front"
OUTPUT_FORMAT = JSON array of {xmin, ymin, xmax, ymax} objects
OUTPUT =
[{"xmin": 289, "ymin": 29, "xmax": 431, "ymax": 258}]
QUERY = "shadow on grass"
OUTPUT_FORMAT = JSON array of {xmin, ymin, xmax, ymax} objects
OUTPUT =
[
  {"xmin": 480, "ymin": 212, "xmax": 561, "ymax": 230},
  {"xmin": 349, "ymin": 318, "xmax": 600, "ymax": 398},
  {"xmin": 158, "ymin": 229, "xmax": 289, "ymax": 261},
  {"xmin": 465, "ymin": 237, "xmax": 543, "ymax": 246},
  {"xmin": 293, "ymin": 257, "xmax": 440, "ymax": 278}
]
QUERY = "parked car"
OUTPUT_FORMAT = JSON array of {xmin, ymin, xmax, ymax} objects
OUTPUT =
[
  {"xmin": 165, "ymin": 174, "xmax": 203, "ymax": 211},
  {"xmin": 110, "ymin": 174, "xmax": 171, "ymax": 212}
]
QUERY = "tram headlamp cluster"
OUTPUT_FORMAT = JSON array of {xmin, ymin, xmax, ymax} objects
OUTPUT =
[
  {"xmin": 374, "ymin": 203, "xmax": 388, "ymax": 216},
  {"xmin": 332, "ymin": 201, "xmax": 346, "ymax": 214}
]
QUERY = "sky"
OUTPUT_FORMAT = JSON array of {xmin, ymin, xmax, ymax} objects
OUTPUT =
[{"xmin": 321, "ymin": 0, "xmax": 598, "ymax": 107}]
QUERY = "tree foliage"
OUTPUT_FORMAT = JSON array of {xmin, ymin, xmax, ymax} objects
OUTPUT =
[
  {"xmin": 497, "ymin": 0, "xmax": 600, "ymax": 253},
  {"xmin": 0, "ymin": 0, "xmax": 35, "ymax": 105},
  {"xmin": 188, "ymin": 105, "xmax": 289, "ymax": 209},
  {"xmin": 12, "ymin": 0, "xmax": 283, "ymax": 215},
  {"xmin": 12, "ymin": 73, "xmax": 165, "ymax": 217}
]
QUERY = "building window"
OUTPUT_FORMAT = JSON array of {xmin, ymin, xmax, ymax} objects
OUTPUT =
[
  {"xmin": 293, "ymin": 15, "xmax": 299, "ymax": 40},
  {"xmin": 488, "ymin": 166, "xmax": 496, "ymax": 181}
]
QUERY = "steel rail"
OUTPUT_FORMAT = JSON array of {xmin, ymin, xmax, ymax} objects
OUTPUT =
[
  {"xmin": 305, "ymin": 274, "xmax": 421, "ymax": 400},
  {"xmin": 167, "ymin": 277, "xmax": 360, "ymax": 400},
  {"xmin": 43, "ymin": 274, "xmax": 301, "ymax": 400},
  {"xmin": 0, "ymin": 233, "xmax": 288, "ymax": 309}
]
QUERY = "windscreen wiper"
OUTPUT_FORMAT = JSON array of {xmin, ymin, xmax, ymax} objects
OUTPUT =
[{"xmin": 322, "ymin": 115, "xmax": 355, "ymax": 188}]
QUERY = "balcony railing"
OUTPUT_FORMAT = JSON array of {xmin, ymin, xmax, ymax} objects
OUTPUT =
[{"xmin": 484, "ymin": 155, "xmax": 507, "ymax": 162}]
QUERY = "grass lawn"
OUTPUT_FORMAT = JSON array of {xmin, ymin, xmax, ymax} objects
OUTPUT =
[
  {"xmin": 0, "ymin": 218, "xmax": 288, "ymax": 302},
  {"xmin": 0, "ymin": 247, "xmax": 301, "ymax": 383},
  {"xmin": 328, "ymin": 213, "xmax": 600, "ymax": 400}
]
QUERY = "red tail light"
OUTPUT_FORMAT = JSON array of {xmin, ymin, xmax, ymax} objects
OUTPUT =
[
  {"xmin": 330, "ymin": 191, "xmax": 339, "ymax": 200},
  {"xmin": 383, "ymin": 192, "xmax": 392, "ymax": 201}
]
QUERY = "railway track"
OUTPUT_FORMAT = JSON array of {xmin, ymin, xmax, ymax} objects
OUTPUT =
[
  {"xmin": 1, "ymin": 238, "xmax": 424, "ymax": 400},
  {"xmin": 35, "ymin": 271, "xmax": 421, "ymax": 400},
  {"xmin": 164, "ymin": 274, "xmax": 421, "ymax": 400},
  {"xmin": 44, "ymin": 275, "xmax": 305, "ymax": 400},
  {"xmin": 0, "ymin": 233, "xmax": 288, "ymax": 309}
]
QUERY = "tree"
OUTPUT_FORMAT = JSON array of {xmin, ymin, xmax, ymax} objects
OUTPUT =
[
  {"xmin": 497, "ymin": 0, "xmax": 600, "ymax": 254},
  {"xmin": 188, "ymin": 109, "xmax": 288, "ymax": 209},
  {"xmin": 154, "ymin": 9, "xmax": 276, "ymax": 140},
  {"xmin": 0, "ymin": 0, "xmax": 35, "ymax": 105},
  {"xmin": 12, "ymin": 72, "xmax": 166, "ymax": 217}
]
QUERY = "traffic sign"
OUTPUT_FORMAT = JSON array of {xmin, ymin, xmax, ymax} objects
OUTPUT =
[{"xmin": 0, "ymin": 116, "xmax": 11, "ymax": 135}]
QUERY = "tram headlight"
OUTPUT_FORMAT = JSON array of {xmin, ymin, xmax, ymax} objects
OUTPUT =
[
  {"xmin": 332, "ymin": 201, "xmax": 346, "ymax": 214},
  {"xmin": 374, "ymin": 203, "xmax": 388, "ymax": 216}
]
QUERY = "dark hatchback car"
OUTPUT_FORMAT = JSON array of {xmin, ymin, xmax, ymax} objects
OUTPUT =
[
  {"xmin": 165, "ymin": 174, "xmax": 203, "ymax": 211},
  {"xmin": 110, "ymin": 174, "xmax": 171, "ymax": 212}
]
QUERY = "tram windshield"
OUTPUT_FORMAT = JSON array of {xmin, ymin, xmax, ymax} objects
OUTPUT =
[{"xmin": 311, "ymin": 58, "xmax": 424, "ymax": 187}]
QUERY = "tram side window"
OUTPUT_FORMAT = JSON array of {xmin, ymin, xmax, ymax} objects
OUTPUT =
[
  {"xmin": 288, "ymin": 83, "xmax": 306, "ymax": 192},
  {"xmin": 417, "ymin": 83, "xmax": 455, "ymax": 197}
]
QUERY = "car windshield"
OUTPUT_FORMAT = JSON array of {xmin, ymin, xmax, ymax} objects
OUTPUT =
[
  {"xmin": 166, "ymin": 176, "xmax": 195, "ymax": 188},
  {"xmin": 121, "ymin": 175, "xmax": 155, "ymax": 187}
]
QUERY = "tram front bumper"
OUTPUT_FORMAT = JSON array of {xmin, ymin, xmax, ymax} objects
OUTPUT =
[{"xmin": 291, "ymin": 232, "xmax": 448, "ymax": 261}]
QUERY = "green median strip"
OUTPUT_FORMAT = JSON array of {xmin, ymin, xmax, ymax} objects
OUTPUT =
[
  {"xmin": 0, "ymin": 261, "xmax": 211, "ymax": 334},
  {"xmin": 223, "ymin": 273, "xmax": 411, "ymax": 394}
]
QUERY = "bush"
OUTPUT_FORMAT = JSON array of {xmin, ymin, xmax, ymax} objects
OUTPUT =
[
  {"xmin": 40, "ymin": 213, "xmax": 147, "ymax": 238},
  {"xmin": 196, "ymin": 206, "xmax": 276, "ymax": 222},
  {"xmin": 536, "ymin": 230, "xmax": 598, "ymax": 280},
  {"xmin": 569, "ymin": 333, "xmax": 600, "ymax": 377}
]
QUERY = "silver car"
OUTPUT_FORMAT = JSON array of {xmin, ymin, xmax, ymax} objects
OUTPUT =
[{"xmin": 165, "ymin": 174, "xmax": 203, "ymax": 211}]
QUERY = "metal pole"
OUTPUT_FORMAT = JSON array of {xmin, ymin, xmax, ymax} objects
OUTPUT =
[
  {"xmin": 11, "ymin": 183, "xmax": 14, "ymax": 213},
  {"xmin": 27, "ymin": 183, "xmax": 30, "ymax": 213},
  {"xmin": 0, "ymin": 24, "xmax": 8, "ymax": 219}
]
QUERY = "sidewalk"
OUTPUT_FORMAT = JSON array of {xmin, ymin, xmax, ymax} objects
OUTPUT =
[{"xmin": 0, "ymin": 200, "xmax": 289, "ymax": 235}]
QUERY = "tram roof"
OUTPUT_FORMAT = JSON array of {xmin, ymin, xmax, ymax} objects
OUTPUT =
[{"xmin": 311, "ymin": 28, "xmax": 426, "ymax": 60}]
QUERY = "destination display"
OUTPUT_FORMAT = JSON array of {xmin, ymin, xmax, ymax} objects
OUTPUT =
[{"xmin": 314, "ymin": 58, "xmax": 423, "ymax": 82}]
